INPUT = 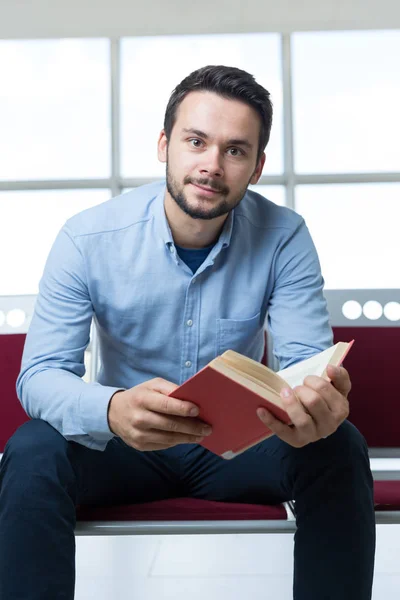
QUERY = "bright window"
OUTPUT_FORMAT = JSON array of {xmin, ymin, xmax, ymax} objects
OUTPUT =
[
  {"xmin": 296, "ymin": 183, "xmax": 400, "ymax": 289},
  {"xmin": 292, "ymin": 31, "xmax": 400, "ymax": 174},
  {"xmin": 0, "ymin": 39, "xmax": 111, "ymax": 181},
  {"xmin": 0, "ymin": 190, "xmax": 111, "ymax": 295},
  {"xmin": 249, "ymin": 185, "xmax": 286, "ymax": 206},
  {"xmin": 121, "ymin": 33, "xmax": 283, "ymax": 178}
]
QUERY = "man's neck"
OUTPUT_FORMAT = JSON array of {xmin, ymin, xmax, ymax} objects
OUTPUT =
[{"xmin": 163, "ymin": 191, "xmax": 227, "ymax": 249}]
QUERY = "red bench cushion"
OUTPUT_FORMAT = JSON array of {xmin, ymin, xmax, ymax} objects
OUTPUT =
[
  {"xmin": 76, "ymin": 497, "xmax": 288, "ymax": 521},
  {"xmin": 76, "ymin": 482, "xmax": 400, "ymax": 523},
  {"xmin": 0, "ymin": 334, "xmax": 29, "ymax": 452},
  {"xmin": 374, "ymin": 481, "xmax": 400, "ymax": 511}
]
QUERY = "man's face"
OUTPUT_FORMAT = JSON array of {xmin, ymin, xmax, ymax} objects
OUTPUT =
[{"xmin": 158, "ymin": 91, "xmax": 265, "ymax": 220}]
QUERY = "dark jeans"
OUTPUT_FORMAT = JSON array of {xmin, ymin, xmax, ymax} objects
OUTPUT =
[{"xmin": 0, "ymin": 418, "xmax": 375, "ymax": 599}]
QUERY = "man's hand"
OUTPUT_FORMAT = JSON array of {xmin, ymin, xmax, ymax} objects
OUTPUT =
[
  {"xmin": 257, "ymin": 365, "xmax": 351, "ymax": 448},
  {"xmin": 107, "ymin": 377, "xmax": 212, "ymax": 451}
]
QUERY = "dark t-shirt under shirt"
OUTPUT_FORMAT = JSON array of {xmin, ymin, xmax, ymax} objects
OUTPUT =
[{"xmin": 175, "ymin": 243, "xmax": 215, "ymax": 274}]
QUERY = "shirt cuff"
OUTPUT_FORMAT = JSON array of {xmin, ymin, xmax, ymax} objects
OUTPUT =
[{"xmin": 79, "ymin": 384, "xmax": 126, "ymax": 442}]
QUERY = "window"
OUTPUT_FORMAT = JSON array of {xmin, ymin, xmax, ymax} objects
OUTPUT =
[
  {"xmin": 2, "ymin": 31, "xmax": 398, "ymax": 300},
  {"xmin": 0, "ymin": 189, "xmax": 111, "ymax": 295},
  {"xmin": 121, "ymin": 33, "xmax": 283, "ymax": 178},
  {"xmin": 296, "ymin": 183, "xmax": 400, "ymax": 289},
  {"xmin": 0, "ymin": 39, "xmax": 111, "ymax": 181},
  {"xmin": 292, "ymin": 30, "xmax": 400, "ymax": 174},
  {"xmin": 249, "ymin": 185, "xmax": 286, "ymax": 206}
]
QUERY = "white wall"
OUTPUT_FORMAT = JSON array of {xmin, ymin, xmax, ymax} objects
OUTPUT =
[{"xmin": 0, "ymin": 0, "xmax": 399, "ymax": 39}]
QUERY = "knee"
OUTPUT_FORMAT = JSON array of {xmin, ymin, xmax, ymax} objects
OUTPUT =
[
  {"xmin": 3, "ymin": 419, "xmax": 68, "ymax": 465},
  {"xmin": 314, "ymin": 419, "xmax": 372, "ymax": 485},
  {"xmin": 328, "ymin": 419, "xmax": 369, "ymax": 462},
  {"xmin": 290, "ymin": 420, "xmax": 373, "ymax": 496},
  {"xmin": 0, "ymin": 420, "xmax": 77, "ymax": 510},
  {"xmin": 293, "ymin": 419, "xmax": 371, "ymax": 476}
]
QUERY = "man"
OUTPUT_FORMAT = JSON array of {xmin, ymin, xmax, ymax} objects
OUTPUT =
[{"xmin": 0, "ymin": 65, "xmax": 375, "ymax": 599}]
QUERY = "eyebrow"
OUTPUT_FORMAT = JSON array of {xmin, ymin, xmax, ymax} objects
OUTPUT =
[{"xmin": 182, "ymin": 128, "xmax": 254, "ymax": 150}]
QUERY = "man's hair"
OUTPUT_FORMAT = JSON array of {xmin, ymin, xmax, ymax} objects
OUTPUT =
[{"xmin": 163, "ymin": 65, "xmax": 273, "ymax": 163}]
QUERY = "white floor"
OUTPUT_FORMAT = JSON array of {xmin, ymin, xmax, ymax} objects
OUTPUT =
[{"xmin": 74, "ymin": 525, "xmax": 400, "ymax": 599}]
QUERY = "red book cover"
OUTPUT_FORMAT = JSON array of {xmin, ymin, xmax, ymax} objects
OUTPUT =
[{"xmin": 169, "ymin": 365, "xmax": 291, "ymax": 459}]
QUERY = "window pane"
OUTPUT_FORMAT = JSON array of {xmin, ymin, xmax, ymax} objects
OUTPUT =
[
  {"xmin": 121, "ymin": 34, "xmax": 283, "ymax": 178},
  {"xmin": 293, "ymin": 31, "xmax": 400, "ymax": 174},
  {"xmin": 296, "ymin": 184, "xmax": 400, "ymax": 289},
  {"xmin": 248, "ymin": 184, "xmax": 285, "ymax": 206},
  {"xmin": 0, "ymin": 40, "xmax": 111, "ymax": 180},
  {"xmin": 0, "ymin": 190, "xmax": 111, "ymax": 295}
]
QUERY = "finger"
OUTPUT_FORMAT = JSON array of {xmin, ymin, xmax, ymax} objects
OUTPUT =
[
  {"xmin": 147, "ymin": 377, "xmax": 180, "ymax": 395},
  {"xmin": 124, "ymin": 440, "xmax": 171, "ymax": 452},
  {"xmin": 127, "ymin": 439, "xmax": 202, "ymax": 452},
  {"xmin": 137, "ymin": 443, "xmax": 174, "ymax": 451},
  {"xmin": 293, "ymin": 384, "xmax": 337, "ymax": 437},
  {"xmin": 301, "ymin": 374, "xmax": 349, "ymax": 421},
  {"xmin": 143, "ymin": 389, "xmax": 200, "ymax": 418},
  {"xmin": 134, "ymin": 430, "xmax": 205, "ymax": 449},
  {"xmin": 293, "ymin": 383, "xmax": 333, "ymax": 420},
  {"xmin": 138, "ymin": 411, "xmax": 212, "ymax": 437},
  {"xmin": 278, "ymin": 388, "xmax": 317, "ymax": 439},
  {"xmin": 326, "ymin": 365, "xmax": 352, "ymax": 398},
  {"xmin": 299, "ymin": 375, "xmax": 341, "ymax": 410},
  {"xmin": 256, "ymin": 406, "xmax": 300, "ymax": 446},
  {"xmin": 302, "ymin": 374, "xmax": 342, "ymax": 410}
]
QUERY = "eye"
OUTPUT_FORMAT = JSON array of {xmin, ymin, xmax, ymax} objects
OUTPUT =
[
  {"xmin": 189, "ymin": 138, "xmax": 203, "ymax": 148},
  {"xmin": 227, "ymin": 147, "xmax": 244, "ymax": 157}
]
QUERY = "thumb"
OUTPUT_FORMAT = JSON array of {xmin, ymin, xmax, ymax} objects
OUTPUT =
[{"xmin": 326, "ymin": 365, "xmax": 352, "ymax": 398}]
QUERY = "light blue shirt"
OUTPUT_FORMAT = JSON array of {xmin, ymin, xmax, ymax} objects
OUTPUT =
[{"xmin": 17, "ymin": 181, "xmax": 333, "ymax": 451}]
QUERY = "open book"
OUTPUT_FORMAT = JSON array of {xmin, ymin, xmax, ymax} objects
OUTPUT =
[{"xmin": 170, "ymin": 340, "xmax": 354, "ymax": 459}]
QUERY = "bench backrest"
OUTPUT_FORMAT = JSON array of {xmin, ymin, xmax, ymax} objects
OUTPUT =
[
  {"xmin": 325, "ymin": 289, "xmax": 400, "ymax": 453},
  {"xmin": 0, "ymin": 295, "xmax": 36, "ymax": 451},
  {"xmin": 0, "ymin": 333, "xmax": 29, "ymax": 451}
]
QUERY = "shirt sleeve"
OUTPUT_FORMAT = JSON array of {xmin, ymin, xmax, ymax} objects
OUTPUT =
[
  {"xmin": 16, "ymin": 225, "xmax": 124, "ymax": 451},
  {"xmin": 267, "ymin": 217, "xmax": 333, "ymax": 370}
]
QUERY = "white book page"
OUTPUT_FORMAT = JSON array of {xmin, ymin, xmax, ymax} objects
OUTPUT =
[{"xmin": 277, "ymin": 346, "xmax": 337, "ymax": 389}]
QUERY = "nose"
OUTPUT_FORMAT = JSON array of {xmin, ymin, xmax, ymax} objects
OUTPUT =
[{"xmin": 199, "ymin": 148, "xmax": 224, "ymax": 179}]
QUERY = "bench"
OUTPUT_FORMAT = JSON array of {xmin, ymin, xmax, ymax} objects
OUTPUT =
[{"xmin": 1, "ymin": 291, "xmax": 399, "ymax": 536}]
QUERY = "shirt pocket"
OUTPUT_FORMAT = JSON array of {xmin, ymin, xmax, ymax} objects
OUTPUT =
[{"xmin": 216, "ymin": 311, "xmax": 263, "ymax": 356}]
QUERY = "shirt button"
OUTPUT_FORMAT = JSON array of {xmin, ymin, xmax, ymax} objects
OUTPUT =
[
  {"xmin": 185, "ymin": 360, "xmax": 192, "ymax": 368},
  {"xmin": 186, "ymin": 319, "xmax": 193, "ymax": 327},
  {"xmin": 169, "ymin": 245, "xmax": 175, "ymax": 253}
]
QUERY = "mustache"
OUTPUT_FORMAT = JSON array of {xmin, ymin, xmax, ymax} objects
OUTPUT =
[{"xmin": 185, "ymin": 177, "xmax": 229, "ymax": 195}]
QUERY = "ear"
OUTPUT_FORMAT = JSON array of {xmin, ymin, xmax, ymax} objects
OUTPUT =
[
  {"xmin": 158, "ymin": 130, "xmax": 168, "ymax": 163},
  {"xmin": 249, "ymin": 152, "xmax": 266, "ymax": 185}
]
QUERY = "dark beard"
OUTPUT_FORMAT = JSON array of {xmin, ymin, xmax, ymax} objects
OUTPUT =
[{"xmin": 166, "ymin": 164, "xmax": 250, "ymax": 221}]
